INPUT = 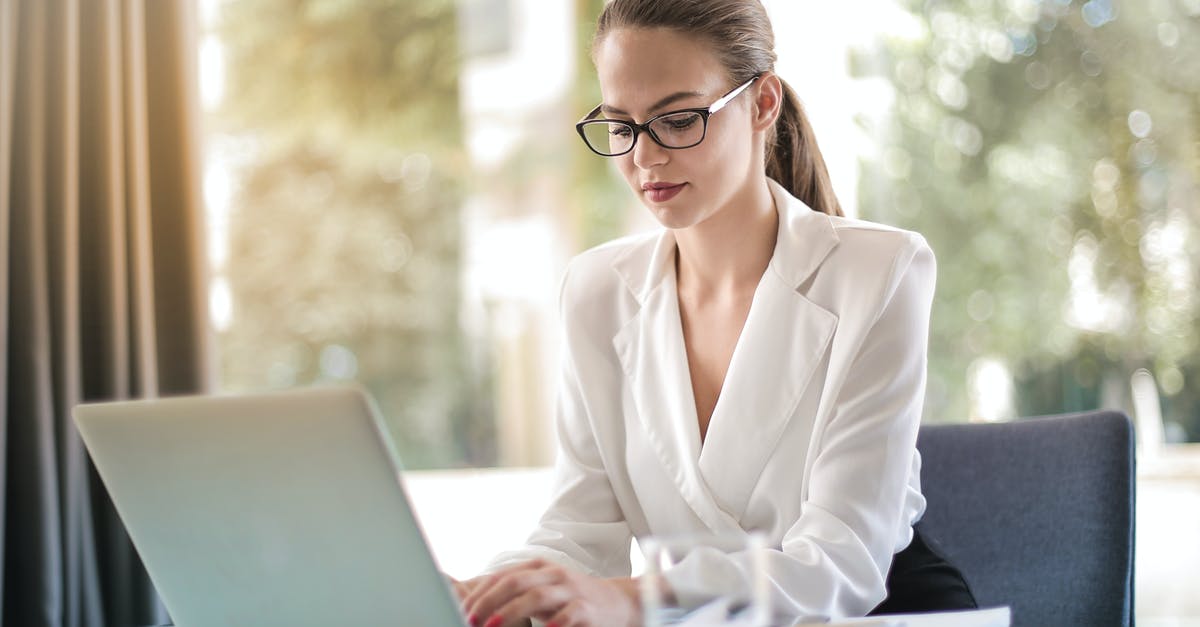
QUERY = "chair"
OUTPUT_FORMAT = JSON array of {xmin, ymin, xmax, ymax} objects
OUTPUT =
[{"xmin": 915, "ymin": 411, "xmax": 1136, "ymax": 626}]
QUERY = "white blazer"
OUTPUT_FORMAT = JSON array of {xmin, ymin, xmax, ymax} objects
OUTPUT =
[{"xmin": 487, "ymin": 179, "xmax": 935, "ymax": 620}]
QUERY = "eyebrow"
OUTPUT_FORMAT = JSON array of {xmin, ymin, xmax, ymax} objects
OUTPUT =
[{"xmin": 600, "ymin": 90, "xmax": 705, "ymax": 117}]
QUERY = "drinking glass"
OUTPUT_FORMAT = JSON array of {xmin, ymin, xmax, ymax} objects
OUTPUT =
[{"xmin": 639, "ymin": 531, "xmax": 770, "ymax": 627}]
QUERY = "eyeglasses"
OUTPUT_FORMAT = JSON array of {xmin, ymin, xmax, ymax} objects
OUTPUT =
[{"xmin": 575, "ymin": 74, "xmax": 761, "ymax": 157}]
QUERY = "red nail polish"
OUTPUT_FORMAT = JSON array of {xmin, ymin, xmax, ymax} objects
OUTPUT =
[
  {"xmin": 483, "ymin": 615, "xmax": 503, "ymax": 627},
  {"xmin": 466, "ymin": 614, "xmax": 478, "ymax": 627},
  {"xmin": 546, "ymin": 622, "xmax": 560, "ymax": 627}
]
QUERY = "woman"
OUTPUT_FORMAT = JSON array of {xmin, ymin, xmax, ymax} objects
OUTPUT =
[{"xmin": 458, "ymin": 1, "xmax": 975, "ymax": 625}]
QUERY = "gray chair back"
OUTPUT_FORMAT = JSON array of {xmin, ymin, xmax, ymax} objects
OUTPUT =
[{"xmin": 916, "ymin": 411, "xmax": 1135, "ymax": 626}]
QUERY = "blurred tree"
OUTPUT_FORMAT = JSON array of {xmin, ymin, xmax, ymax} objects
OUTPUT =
[
  {"xmin": 855, "ymin": 0, "xmax": 1199, "ymax": 437},
  {"xmin": 469, "ymin": 0, "xmax": 626, "ymax": 252},
  {"xmin": 213, "ymin": 0, "xmax": 494, "ymax": 467},
  {"xmin": 572, "ymin": 0, "xmax": 630, "ymax": 248}
]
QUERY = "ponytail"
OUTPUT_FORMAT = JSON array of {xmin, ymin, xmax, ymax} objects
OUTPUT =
[{"xmin": 767, "ymin": 78, "xmax": 843, "ymax": 217}]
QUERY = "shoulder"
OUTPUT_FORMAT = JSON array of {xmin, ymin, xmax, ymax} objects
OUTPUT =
[
  {"xmin": 558, "ymin": 229, "xmax": 659, "ymax": 315},
  {"xmin": 828, "ymin": 215, "xmax": 932, "ymax": 263},
  {"xmin": 824, "ymin": 215, "xmax": 935, "ymax": 287},
  {"xmin": 799, "ymin": 214, "xmax": 936, "ymax": 317},
  {"xmin": 564, "ymin": 229, "xmax": 658, "ymax": 282},
  {"xmin": 770, "ymin": 178, "xmax": 933, "ymax": 293}
]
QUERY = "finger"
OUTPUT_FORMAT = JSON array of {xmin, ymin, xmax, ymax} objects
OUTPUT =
[
  {"xmin": 544, "ymin": 598, "xmax": 588, "ymax": 627},
  {"xmin": 460, "ymin": 573, "xmax": 495, "ymax": 614},
  {"xmin": 465, "ymin": 564, "xmax": 562, "ymax": 625},
  {"xmin": 469, "ymin": 567, "xmax": 559, "ymax": 620},
  {"xmin": 461, "ymin": 560, "xmax": 545, "ymax": 610},
  {"xmin": 445, "ymin": 574, "xmax": 466, "ymax": 601},
  {"xmin": 487, "ymin": 584, "xmax": 572, "ymax": 627}
]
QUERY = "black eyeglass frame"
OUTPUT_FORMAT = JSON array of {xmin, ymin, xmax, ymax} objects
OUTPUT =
[{"xmin": 575, "ymin": 74, "xmax": 762, "ymax": 157}]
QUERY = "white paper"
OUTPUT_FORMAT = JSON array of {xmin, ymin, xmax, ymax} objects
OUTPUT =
[{"xmin": 800, "ymin": 606, "xmax": 1010, "ymax": 627}]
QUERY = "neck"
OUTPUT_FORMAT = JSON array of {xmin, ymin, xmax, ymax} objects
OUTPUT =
[{"xmin": 674, "ymin": 178, "xmax": 778, "ymax": 300}]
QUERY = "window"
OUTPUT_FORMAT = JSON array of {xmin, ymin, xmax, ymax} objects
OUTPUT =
[
  {"xmin": 851, "ymin": 0, "xmax": 1200, "ymax": 438},
  {"xmin": 199, "ymin": 0, "xmax": 1199, "ymax": 612}
]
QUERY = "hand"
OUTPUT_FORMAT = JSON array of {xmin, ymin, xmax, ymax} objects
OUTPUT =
[
  {"xmin": 460, "ymin": 559, "xmax": 640, "ymax": 627},
  {"xmin": 447, "ymin": 574, "xmax": 480, "ymax": 603}
]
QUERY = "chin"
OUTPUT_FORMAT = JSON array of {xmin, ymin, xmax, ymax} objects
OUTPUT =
[{"xmin": 646, "ymin": 204, "xmax": 703, "ymax": 231}]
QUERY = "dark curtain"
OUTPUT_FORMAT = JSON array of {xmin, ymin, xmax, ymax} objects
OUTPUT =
[{"xmin": 1, "ymin": 0, "xmax": 212, "ymax": 625}]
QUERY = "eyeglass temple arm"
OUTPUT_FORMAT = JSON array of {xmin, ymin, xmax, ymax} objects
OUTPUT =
[
  {"xmin": 579, "ymin": 104, "xmax": 603, "ymax": 123},
  {"xmin": 707, "ymin": 75, "xmax": 761, "ymax": 114}
]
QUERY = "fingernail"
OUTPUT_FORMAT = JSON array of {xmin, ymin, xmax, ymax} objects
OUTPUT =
[
  {"xmin": 466, "ymin": 614, "xmax": 478, "ymax": 627},
  {"xmin": 483, "ymin": 615, "xmax": 503, "ymax": 627}
]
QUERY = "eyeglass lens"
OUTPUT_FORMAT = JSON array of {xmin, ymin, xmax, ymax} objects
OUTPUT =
[{"xmin": 581, "ymin": 111, "xmax": 706, "ymax": 155}]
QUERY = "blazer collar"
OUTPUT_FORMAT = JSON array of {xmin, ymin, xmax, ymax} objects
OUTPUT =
[
  {"xmin": 765, "ymin": 178, "xmax": 840, "ymax": 288},
  {"xmin": 610, "ymin": 179, "xmax": 841, "ymax": 531},
  {"xmin": 611, "ymin": 178, "xmax": 840, "ymax": 304}
]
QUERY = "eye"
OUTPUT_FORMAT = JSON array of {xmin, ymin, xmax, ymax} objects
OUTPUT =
[
  {"xmin": 666, "ymin": 114, "xmax": 700, "ymax": 130},
  {"xmin": 609, "ymin": 125, "xmax": 633, "ymax": 137}
]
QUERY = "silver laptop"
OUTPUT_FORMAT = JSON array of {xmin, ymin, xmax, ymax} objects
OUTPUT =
[{"xmin": 73, "ymin": 385, "xmax": 467, "ymax": 626}]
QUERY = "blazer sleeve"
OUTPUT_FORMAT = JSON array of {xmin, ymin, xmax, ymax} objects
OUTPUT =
[
  {"xmin": 482, "ymin": 264, "xmax": 633, "ymax": 577},
  {"xmin": 663, "ymin": 235, "xmax": 936, "ymax": 621}
]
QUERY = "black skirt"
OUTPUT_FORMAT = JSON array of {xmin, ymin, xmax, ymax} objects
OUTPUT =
[{"xmin": 869, "ymin": 523, "xmax": 978, "ymax": 615}]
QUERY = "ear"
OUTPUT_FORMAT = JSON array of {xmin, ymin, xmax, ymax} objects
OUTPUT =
[{"xmin": 750, "ymin": 72, "xmax": 783, "ymax": 133}]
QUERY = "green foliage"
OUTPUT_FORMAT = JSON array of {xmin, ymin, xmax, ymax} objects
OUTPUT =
[
  {"xmin": 218, "ymin": 0, "xmax": 463, "ymax": 155},
  {"xmin": 213, "ymin": 0, "xmax": 492, "ymax": 468},
  {"xmin": 572, "ymin": 0, "xmax": 629, "ymax": 248},
  {"xmin": 856, "ymin": 0, "xmax": 1200, "ymax": 434}
]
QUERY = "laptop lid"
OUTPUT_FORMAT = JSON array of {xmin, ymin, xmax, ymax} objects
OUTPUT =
[{"xmin": 73, "ymin": 385, "xmax": 466, "ymax": 627}]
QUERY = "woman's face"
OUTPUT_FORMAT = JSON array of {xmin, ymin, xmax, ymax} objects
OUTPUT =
[{"xmin": 593, "ymin": 28, "xmax": 762, "ymax": 231}]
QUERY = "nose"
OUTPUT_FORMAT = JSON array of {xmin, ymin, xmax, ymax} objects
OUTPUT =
[{"xmin": 631, "ymin": 132, "xmax": 669, "ymax": 170}]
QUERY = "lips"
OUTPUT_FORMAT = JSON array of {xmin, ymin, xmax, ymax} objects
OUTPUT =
[{"xmin": 642, "ymin": 181, "xmax": 686, "ymax": 203}]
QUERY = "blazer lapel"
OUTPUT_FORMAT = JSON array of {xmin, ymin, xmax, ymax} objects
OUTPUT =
[
  {"xmin": 612, "ymin": 232, "xmax": 743, "ymax": 532},
  {"xmin": 611, "ymin": 180, "xmax": 841, "ymax": 530},
  {"xmin": 696, "ymin": 181, "xmax": 841, "ymax": 521},
  {"xmin": 696, "ymin": 271, "xmax": 838, "ymax": 520}
]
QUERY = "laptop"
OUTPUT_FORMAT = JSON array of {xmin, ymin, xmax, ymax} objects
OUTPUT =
[{"xmin": 73, "ymin": 385, "xmax": 468, "ymax": 626}]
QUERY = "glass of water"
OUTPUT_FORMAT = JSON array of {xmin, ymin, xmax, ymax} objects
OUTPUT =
[{"xmin": 639, "ymin": 531, "xmax": 771, "ymax": 627}]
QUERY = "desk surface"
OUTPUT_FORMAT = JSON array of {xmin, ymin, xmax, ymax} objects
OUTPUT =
[{"xmin": 146, "ymin": 606, "xmax": 1010, "ymax": 627}]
